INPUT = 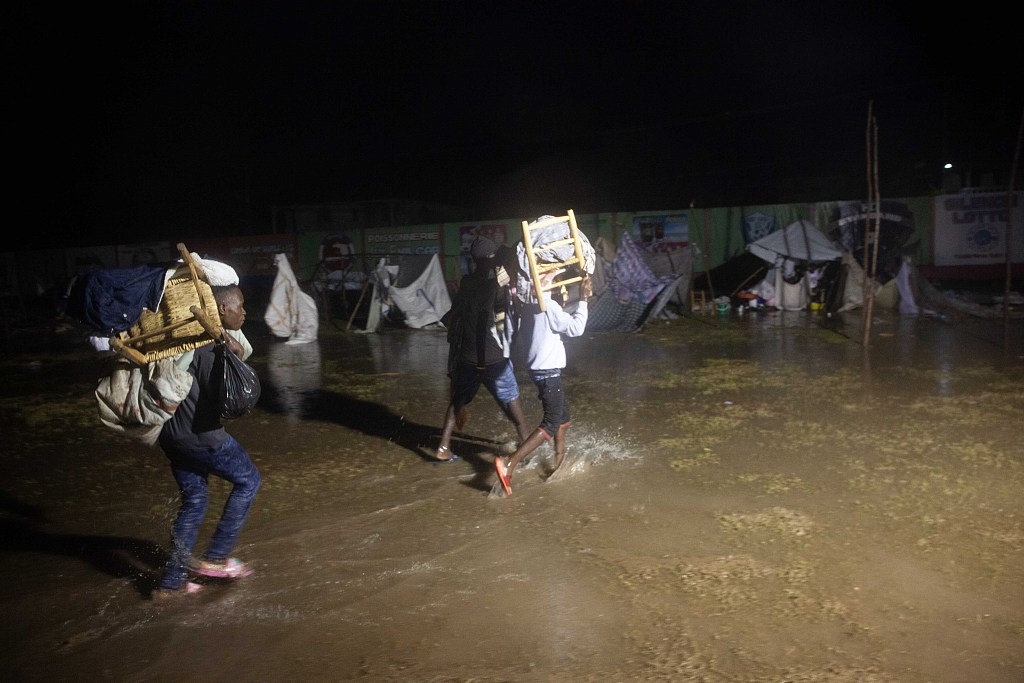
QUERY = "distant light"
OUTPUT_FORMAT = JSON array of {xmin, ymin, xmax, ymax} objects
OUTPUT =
[{"xmin": 944, "ymin": 163, "xmax": 953, "ymax": 169}]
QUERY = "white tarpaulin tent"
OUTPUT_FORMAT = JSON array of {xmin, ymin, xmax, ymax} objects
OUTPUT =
[
  {"xmin": 748, "ymin": 219, "xmax": 843, "ymax": 267},
  {"xmin": 264, "ymin": 253, "xmax": 319, "ymax": 344},
  {"xmin": 747, "ymin": 220, "xmax": 844, "ymax": 311},
  {"xmin": 362, "ymin": 253, "xmax": 452, "ymax": 332}
]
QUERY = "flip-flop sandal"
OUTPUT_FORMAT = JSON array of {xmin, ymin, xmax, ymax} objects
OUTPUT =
[
  {"xmin": 494, "ymin": 457, "xmax": 512, "ymax": 495},
  {"xmin": 432, "ymin": 446, "xmax": 461, "ymax": 464}
]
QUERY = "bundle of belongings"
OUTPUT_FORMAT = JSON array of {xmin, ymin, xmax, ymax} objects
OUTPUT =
[
  {"xmin": 515, "ymin": 214, "xmax": 597, "ymax": 305},
  {"xmin": 64, "ymin": 244, "xmax": 252, "ymax": 445}
]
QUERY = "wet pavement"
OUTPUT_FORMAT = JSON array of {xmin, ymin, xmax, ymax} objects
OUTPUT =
[{"xmin": 1, "ymin": 306, "xmax": 1022, "ymax": 682}]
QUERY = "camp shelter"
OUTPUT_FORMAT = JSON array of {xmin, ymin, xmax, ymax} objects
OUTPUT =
[
  {"xmin": 586, "ymin": 232, "xmax": 688, "ymax": 332},
  {"xmin": 264, "ymin": 253, "xmax": 318, "ymax": 344},
  {"xmin": 835, "ymin": 251, "xmax": 899, "ymax": 313},
  {"xmin": 748, "ymin": 219, "xmax": 843, "ymax": 267},
  {"xmin": 746, "ymin": 220, "xmax": 844, "ymax": 311},
  {"xmin": 823, "ymin": 199, "xmax": 917, "ymax": 284},
  {"xmin": 691, "ymin": 251, "xmax": 767, "ymax": 303},
  {"xmin": 360, "ymin": 253, "xmax": 451, "ymax": 332},
  {"xmin": 648, "ymin": 246, "xmax": 695, "ymax": 311}
]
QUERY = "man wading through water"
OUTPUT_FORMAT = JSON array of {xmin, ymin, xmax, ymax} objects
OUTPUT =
[
  {"xmin": 153, "ymin": 284, "xmax": 261, "ymax": 599},
  {"xmin": 495, "ymin": 266, "xmax": 591, "ymax": 496},
  {"xmin": 433, "ymin": 236, "xmax": 530, "ymax": 462}
]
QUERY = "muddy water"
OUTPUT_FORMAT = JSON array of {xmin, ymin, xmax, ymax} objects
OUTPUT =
[{"xmin": 1, "ymin": 309, "xmax": 1022, "ymax": 682}]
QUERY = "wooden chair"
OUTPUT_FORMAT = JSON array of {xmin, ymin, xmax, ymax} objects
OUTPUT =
[
  {"xmin": 690, "ymin": 289, "xmax": 709, "ymax": 314},
  {"xmin": 108, "ymin": 243, "xmax": 223, "ymax": 365},
  {"xmin": 521, "ymin": 209, "xmax": 587, "ymax": 312}
]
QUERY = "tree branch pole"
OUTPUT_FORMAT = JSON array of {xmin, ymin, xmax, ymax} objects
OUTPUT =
[
  {"xmin": 1003, "ymin": 105, "xmax": 1023, "ymax": 330},
  {"xmin": 862, "ymin": 101, "xmax": 880, "ymax": 346},
  {"xmin": 868, "ymin": 115, "xmax": 884, "ymax": 325},
  {"xmin": 346, "ymin": 279, "xmax": 371, "ymax": 331},
  {"xmin": 701, "ymin": 210, "xmax": 716, "ymax": 303}
]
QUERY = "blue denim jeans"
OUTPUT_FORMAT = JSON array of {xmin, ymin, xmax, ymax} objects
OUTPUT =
[
  {"xmin": 160, "ymin": 435, "xmax": 262, "ymax": 589},
  {"xmin": 451, "ymin": 358, "xmax": 520, "ymax": 407}
]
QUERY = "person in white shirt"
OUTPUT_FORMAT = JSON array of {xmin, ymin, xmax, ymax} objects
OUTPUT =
[{"xmin": 495, "ymin": 269, "xmax": 591, "ymax": 495}]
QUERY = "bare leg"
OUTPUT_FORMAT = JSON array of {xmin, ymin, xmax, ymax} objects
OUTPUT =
[
  {"xmin": 435, "ymin": 401, "xmax": 459, "ymax": 461},
  {"xmin": 506, "ymin": 428, "xmax": 550, "ymax": 478},
  {"xmin": 501, "ymin": 397, "xmax": 531, "ymax": 446},
  {"xmin": 495, "ymin": 428, "xmax": 550, "ymax": 496},
  {"xmin": 551, "ymin": 422, "xmax": 570, "ymax": 474}
]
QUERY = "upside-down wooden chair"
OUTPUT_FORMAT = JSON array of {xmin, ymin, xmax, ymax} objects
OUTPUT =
[
  {"xmin": 521, "ymin": 209, "xmax": 587, "ymax": 312},
  {"xmin": 108, "ymin": 243, "xmax": 224, "ymax": 365}
]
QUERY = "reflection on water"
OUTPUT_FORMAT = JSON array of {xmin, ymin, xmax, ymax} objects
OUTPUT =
[
  {"xmin": 365, "ymin": 328, "xmax": 448, "ymax": 375},
  {"xmin": 254, "ymin": 309, "xmax": 1021, "ymax": 430},
  {"xmin": 665, "ymin": 308, "xmax": 1021, "ymax": 397},
  {"xmin": 265, "ymin": 340, "xmax": 323, "ymax": 423}
]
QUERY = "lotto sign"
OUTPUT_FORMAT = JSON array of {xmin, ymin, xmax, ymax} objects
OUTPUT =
[{"xmin": 933, "ymin": 192, "xmax": 1024, "ymax": 266}]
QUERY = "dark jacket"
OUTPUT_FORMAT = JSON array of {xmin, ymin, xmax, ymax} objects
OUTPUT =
[
  {"xmin": 158, "ymin": 343, "xmax": 229, "ymax": 455},
  {"xmin": 443, "ymin": 269, "xmax": 515, "ymax": 370}
]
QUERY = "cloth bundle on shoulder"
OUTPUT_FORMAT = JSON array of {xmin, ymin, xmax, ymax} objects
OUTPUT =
[
  {"xmin": 95, "ymin": 356, "xmax": 194, "ymax": 445},
  {"xmin": 66, "ymin": 265, "xmax": 171, "ymax": 335}
]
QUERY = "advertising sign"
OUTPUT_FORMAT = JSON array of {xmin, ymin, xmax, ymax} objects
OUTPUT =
[
  {"xmin": 933, "ymin": 191, "xmax": 1024, "ymax": 266},
  {"xmin": 630, "ymin": 214, "xmax": 689, "ymax": 249},
  {"xmin": 364, "ymin": 227, "xmax": 442, "ymax": 258}
]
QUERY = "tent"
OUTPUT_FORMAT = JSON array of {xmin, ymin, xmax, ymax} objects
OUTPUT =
[
  {"xmin": 832, "ymin": 251, "xmax": 896, "ymax": 312},
  {"xmin": 826, "ymin": 200, "xmax": 916, "ymax": 284},
  {"xmin": 641, "ymin": 244, "xmax": 695, "ymax": 312},
  {"xmin": 264, "ymin": 253, "xmax": 319, "ymax": 344},
  {"xmin": 691, "ymin": 251, "xmax": 767, "ymax": 303},
  {"xmin": 747, "ymin": 220, "xmax": 843, "ymax": 311},
  {"xmin": 586, "ymin": 232, "xmax": 689, "ymax": 332},
  {"xmin": 361, "ymin": 253, "xmax": 452, "ymax": 332},
  {"xmin": 748, "ymin": 219, "xmax": 843, "ymax": 267}
]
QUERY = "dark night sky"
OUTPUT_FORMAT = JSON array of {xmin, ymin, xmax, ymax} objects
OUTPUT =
[{"xmin": 9, "ymin": 1, "xmax": 1022, "ymax": 250}]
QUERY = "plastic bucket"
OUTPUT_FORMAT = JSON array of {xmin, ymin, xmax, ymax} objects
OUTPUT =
[{"xmin": 716, "ymin": 302, "xmax": 729, "ymax": 314}]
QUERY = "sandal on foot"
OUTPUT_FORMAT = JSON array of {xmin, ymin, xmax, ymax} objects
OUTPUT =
[
  {"xmin": 432, "ymin": 446, "xmax": 461, "ymax": 463},
  {"xmin": 494, "ymin": 457, "xmax": 512, "ymax": 495},
  {"xmin": 152, "ymin": 582, "xmax": 203, "ymax": 600},
  {"xmin": 189, "ymin": 557, "xmax": 254, "ymax": 579}
]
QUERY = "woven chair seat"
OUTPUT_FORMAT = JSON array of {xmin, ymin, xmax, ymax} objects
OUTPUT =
[
  {"xmin": 125, "ymin": 275, "xmax": 221, "ymax": 361},
  {"xmin": 110, "ymin": 243, "xmax": 223, "ymax": 365}
]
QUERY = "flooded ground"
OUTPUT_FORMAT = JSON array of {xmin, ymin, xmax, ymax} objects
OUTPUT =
[{"xmin": 1, "ymin": 306, "xmax": 1022, "ymax": 682}]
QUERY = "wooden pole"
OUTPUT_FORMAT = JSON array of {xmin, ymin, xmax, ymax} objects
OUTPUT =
[
  {"xmin": 1003, "ymin": 106, "xmax": 1023, "ymax": 331},
  {"xmin": 866, "ymin": 115, "xmax": 882, "ymax": 326},
  {"xmin": 730, "ymin": 265, "xmax": 766, "ymax": 297},
  {"xmin": 346, "ymin": 279, "xmax": 371, "ymax": 331},
  {"xmin": 862, "ymin": 102, "xmax": 880, "ymax": 347},
  {"xmin": 701, "ymin": 208, "xmax": 715, "ymax": 301}
]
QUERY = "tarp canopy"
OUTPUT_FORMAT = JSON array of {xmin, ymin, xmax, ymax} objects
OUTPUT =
[
  {"xmin": 746, "ymin": 221, "xmax": 844, "ymax": 312},
  {"xmin": 362, "ymin": 253, "xmax": 451, "ymax": 332},
  {"xmin": 748, "ymin": 220, "xmax": 843, "ymax": 267},
  {"xmin": 586, "ymin": 232, "xmax": 687, "ymax": 332},
  {"xmin": 264, "ymin": 253, "xmax": 318, "ymax": 344}
]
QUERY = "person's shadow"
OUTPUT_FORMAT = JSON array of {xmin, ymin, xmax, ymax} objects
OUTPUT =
[
  {"xmin": 276, "ymin": 386, "xmax": 456, "ymax": 457},
  {"xmin": 0, "ymin": 491, "xmax": 166, "ymax": 595},
  {"xmin": 259, "ymin": 384, "xmax": 507, "ymax": 489}
]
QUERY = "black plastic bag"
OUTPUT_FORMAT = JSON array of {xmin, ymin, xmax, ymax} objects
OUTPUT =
[{"xmin": 218, "ymin": 343, "xmax": 261, "ymax": 419}]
